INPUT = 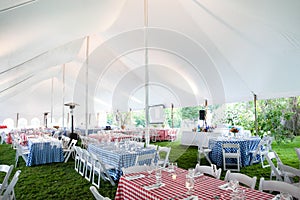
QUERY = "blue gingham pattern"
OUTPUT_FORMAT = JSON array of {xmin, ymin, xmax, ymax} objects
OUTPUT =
[
  {"xmin": 208, "ymin": 137, "xmax": 261, "ymax": 167},
  {"xmin": 26, "ymin": 138, "xmax": 64, "ymax": 166},
  {"xmin": 88, "ymin": 143, "xmax": 157, "ymax": 180}
]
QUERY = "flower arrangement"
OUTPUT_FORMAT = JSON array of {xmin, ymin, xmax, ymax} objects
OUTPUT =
[
  {"xmin": 230, "ymin": 127, "xmax": 239, "ymax": 133},
  {"xmin": 115, "ymin": 109, "xmax": 131, "ymax": 128}
]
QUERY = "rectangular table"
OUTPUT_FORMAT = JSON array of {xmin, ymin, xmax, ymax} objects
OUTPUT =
[
  {"xmin": 209, "ymin": 137, "xmax": 261, "ymax": 167},
  {"xmin": 115, "ymin": 168, "xmax": 274, "ymax": 200},
  {"xmin": 26, "ymin": 137, "xmax": 64, "ymax": 166},
  {"xmin": 88, "ymin": 143, "xmax": 157, "ymax": 180}
]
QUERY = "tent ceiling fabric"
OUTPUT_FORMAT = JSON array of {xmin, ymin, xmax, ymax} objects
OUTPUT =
[{"xmin": 0, "ymin": 0, "xmax": 300, "ymax": 124}]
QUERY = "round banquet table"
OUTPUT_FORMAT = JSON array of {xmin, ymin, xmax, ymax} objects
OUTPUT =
[{"xmin": 208, "ymin": 136, "xmax": 261, "ymax": 167}]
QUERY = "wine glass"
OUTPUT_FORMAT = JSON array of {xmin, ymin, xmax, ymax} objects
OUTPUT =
[{"xmin": 185, "ymin": 175, "xmax": 194, "ymax": 195}]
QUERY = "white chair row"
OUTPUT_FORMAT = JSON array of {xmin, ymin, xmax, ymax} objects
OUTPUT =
[{"xmin": 73, "ymin": 146, "xmax": 115, "ymax": 189}]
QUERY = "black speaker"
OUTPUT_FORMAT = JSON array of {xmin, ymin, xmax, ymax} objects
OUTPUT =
[{"xmin": 199, "ymin": 110, "xmax": 206, "ymax": 120}]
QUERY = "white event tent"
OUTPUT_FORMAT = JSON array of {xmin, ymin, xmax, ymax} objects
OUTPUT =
[{"xmin": 0, "ymin": 0, "xmax": 300, "ymax": 129}]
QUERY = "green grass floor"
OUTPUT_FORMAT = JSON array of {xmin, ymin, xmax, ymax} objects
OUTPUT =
[{"xmin": 0, "ymin": 136, "xmax": 299, "ymax": 199}]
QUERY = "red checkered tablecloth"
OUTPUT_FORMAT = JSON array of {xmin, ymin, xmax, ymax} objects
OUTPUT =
[{"xmin": 115, "ymin": 168, "xmax": 275, "ymax": 200}]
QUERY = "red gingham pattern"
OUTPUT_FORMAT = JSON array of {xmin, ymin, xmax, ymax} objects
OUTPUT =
[{"xmin": 115, "ymin": 168, "xmax": 275, "ymax": 200}]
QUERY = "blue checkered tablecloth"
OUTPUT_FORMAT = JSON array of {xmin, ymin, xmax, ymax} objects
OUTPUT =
[
  {"xmin": 88, "ymin": 143, "xmax": 157, "ymax": 180},
  {"xmin": 208, "ymin": 137, "xmax": 261, "ymax": 167},
  {"xmin": 26, "ymin": 138, "xmax": 64, "ymax": 166}
]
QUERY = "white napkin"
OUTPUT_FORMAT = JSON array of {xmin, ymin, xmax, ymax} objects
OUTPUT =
[{"xmin": 125, "ymin": 174, "xmax": 145, "ymax": 181}]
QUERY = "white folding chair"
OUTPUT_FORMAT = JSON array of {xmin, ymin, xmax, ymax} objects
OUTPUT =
[
  {"xmin": 149, "ymin": 129, "xmax": 159, "ymax": 142},
  {"xmin": 0, "ymin": 132, "xmax": 6, "ymax": 144},
  {"xmin": 265, "ymin": 151, "xmax": 290, "ymax": 181},
  {"xmin": 259, "ymin": 177, "xmax": 300, "ymax": 199},
  {"xmin": 135, "ymin": 152, "xmax": 156, "ymax": 166},
  {"xmin": 73, "ymin": 146, "xmax": 83, "ymax": 172},
  {"xmin": 15, "ymin": 143, "xmax": 30, "ymax": 167},
  {"xmin": 89, "ymin": 186, "xmax": 111, "ymax": 200},
  {"xmin": 90, "ymin": 153, "xmax": 115, "ymax": 188},
  {"xmin": 168, "ymin": 129, "xmax": 177, "ymax": 142},
  {"xmin": 0, "ymin": 165, "xmax": 14, "ymax": 194},
  {"xmin": 222, "ymin": 143, "xmax": 241, "ymax": 172},
  {"xmin": 295, "ymin": 148, "xmax": 300, "ymax": 169},
  {"xmin": 198, "ymin": 139, "xmax": 212, "ymax": 165},
  {"xmin": 79, "ymin": 149, "xmax": 89, "ymax": 177},
  {"xmin": 157, "ymin": 146, "xmax": 171, "ymax": 168},
  {"xmin": 278, "ymin": 163, "xmax": 300, "ymax": 187},
  {"xmin": 0, "ymin": 170, "xmax": 21, "ymax": 200},
  {"xmin": 85, "ymin": 150, "xmax": 94, "ymax": 181},
  {"xmin": 63, "ymin": 139, "xmax": 77, "ymax": 163},
  {"xmin": 194, "ymin": 164, "xmax": 222, "ymax": 179},
  {"xmin": 224, "ymin": 170, "xmax": 257, "ymax": 189},
  {"xmin": 147, "ymin": 144, "xmax": 158, "ymax": 150}
]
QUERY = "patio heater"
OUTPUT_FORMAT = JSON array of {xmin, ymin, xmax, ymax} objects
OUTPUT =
[
  {"xmin": 44, "ymin": 112, "xmax": 49, "ymax": 128},
  {"xmin": 64, "ymin": 102, "xmax": 79, "ymax": 140}
]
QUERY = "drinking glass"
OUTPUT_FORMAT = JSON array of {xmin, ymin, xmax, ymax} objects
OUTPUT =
[
  {"xmin": 146, "ymin": 164, "xmax": 154, "ymax": 178},
  {"xmin": 155, "ymin": 169, "xmax": 162, "ymax": 184},
  {"xmin": 280, "ymin": 192, "xmax": 293, "ymax": 200},
  {"xmin": 229, "ymin": 179, "xmax": 239, "ymax": 191},
  {"xmin": 185, "ymin": 175, "xmax": 194, "ymax": 195},
  {"xmin": 188, "ymin": 168, "xmax": 194, "ymax": 177},
  {"xmin": 173, "ymin": 162, "xmax": 178, "ymax": 172}
]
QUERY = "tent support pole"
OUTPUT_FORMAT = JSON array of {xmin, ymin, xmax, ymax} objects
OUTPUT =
[
  {"xmin": 85, "ymin": 36, "xmax": 90, "ymax": 136},
  {"xmin": 254, "ymin": 94, "xmax": 258, "ymax": 135},
  {"xmin": 51, "ymin": 77, "xmax": 54, "ymax": 125},
  {"xmin": 62, "ymin": 64, "xmax": 65, "ymax": 130},
  {"xmin": 144, "ymin": 0, "xmax": 150, "ymax": 146},
  {"xmin": 16, "ymin": 113, "xmax": 19, "ymax": 129}
]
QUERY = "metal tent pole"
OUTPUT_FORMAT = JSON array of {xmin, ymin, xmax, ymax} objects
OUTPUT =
[
  {"xmin": 254, "ymin": 94, "xmax": 258, "ymax": 135},
  {"xmin": 144, "ymin": 0, "xmax": 150, "ymax": 147},
  {"xmin": 85, "ymin": 36, "xmax": 90, "ymax": 136}
]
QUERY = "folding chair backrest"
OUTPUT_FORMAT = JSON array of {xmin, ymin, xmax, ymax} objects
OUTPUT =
[
  {"xmin": 89, "ymin": 186, "xmax": 111, "ymax": 200},
  {"xmin": 259, "ymin": 177, "xmax": 300, "ymax": 199},
  {"xmin": 266, "ymin": 151, "xmax": 283, "ymax": 181},
  {"xmin": 0, "ymin": 164, "xmax": 14, "ymax": 194},
  {"xmin": 194, "ymin": 164, "xmax": 221, "ymax": 179},
  {"xmin": 135, "ymin": 152, "xmax": 156, "ymax": 166},
  {"xmin": 1, "ymin": 170, "xmax": 21, "ymax": 200},
  {"xmin": 278, "ymin": 163, "xmax": 300, "ymax": 184},
  {"xmin": 157, "ymin": 146, "xmax": 171, "ymax": 168},
  {"xmin": 224, "ymin": 170, "xmax": 257, "ymax": 189}
]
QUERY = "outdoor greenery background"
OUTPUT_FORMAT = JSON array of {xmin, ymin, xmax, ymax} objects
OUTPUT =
[{"xmin": 108, "ymin": 97, "xmax": 300, "ymax": 143}]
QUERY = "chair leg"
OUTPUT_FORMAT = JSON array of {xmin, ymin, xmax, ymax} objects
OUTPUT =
[{"xmin": 204, "ymin": 153, "xmax": 212, "ymax": 165}]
